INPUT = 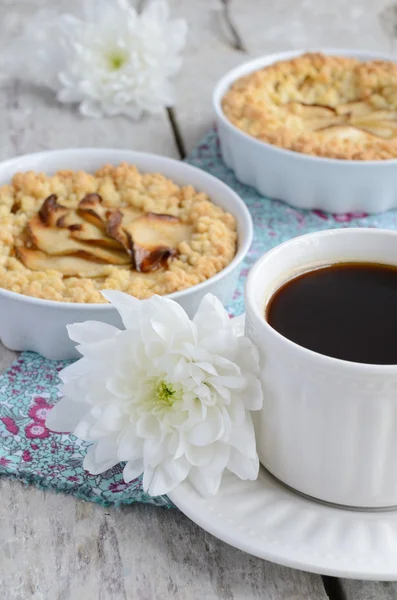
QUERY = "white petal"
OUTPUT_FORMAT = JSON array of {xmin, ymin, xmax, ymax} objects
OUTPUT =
[
  {"xmin": 145, "ymin": 457, "xmax": 190, "ymax": 496},
  {"xmin": 142, "ymin": 465, "xmax": 155, "ymax": 492},
  {"xmin": 189, "ymin": 406, "xmax": 224, "ymax": 446},
  {"xmin": 67, "ymin": 321, "xmax": 119, "ymax": 345},
  {"xmin": 143, "ymin": 437, "xmax": 168, "ymax": 467},
  {"xmin": 137, "ymin": 414, "xmax": 161, "ymax": 440},
  {"xmin": 106, "ymin": 374, "xmax": 132, "ymax": 399},
  {"xmin": 229, "ymin": 415, "xmax": 257, "ymax": 459},
  {"xmin": 185, "ymin": 443, "xmax": 214, "ymax": 467},
  {"xmin": 193, "ymin": 295, "xmax": 230, "ymax": 341},
  {"xmin": 188, "ymin": 444, "xmax": 229, "ymax": 496},
  {"xmin": 101, "ymin": 290, "xmax": 141, "ymax": 329},
  {"xmin": 83, "ymin": 444, "xmax": 119, "ymax": 474},
  {"xmin": 238, "ymin": 374, "xmax": 263, "ymax": 411},
  {"xmin": 227, "ymin": 447, "xmax": 259, "ymax": 480},
  {"xmin": 226, "ymin": 397, "xmax": 246, "ymax": 425},
  {"xmin": 207, "ymin": 372, "xmax": 244, "ymax": 390},
  {"xmin": 58, "ymin": 358, "xmax": 91, "ymax": 384},
  {"xmin": 94, "ymin": 433, "xmax": 119, "ymax": 464},
  {"xmin": 118, "ymin": 424, "xmax": 143, "ymax": 461},
  {"xmin": 189, "ymin": 465, "xmax": 223, "ymax": 497},
  {"xmin": 74, "ymin": 412, "xmax": 98, "ymax": 441},
  {"xmin": 79, "ymin": 99, "xmax": 103, "ymax": 118},
  {"xmin": 123, "ymin": 459, "xmax": 144, "ymax": 483},
  {"xmin": 45, "ymin": 397, "xmax": 89, "ymax": 433},
  {"xmin": 209, "ymin": 442, "xmax": 230, "ymax": 473},
  {"xmin": 89, "ymin": 404, "xmax": 125, "ymax": 437},
  {"xmin": 143, "ymin": 0, "xmax": 169, "ymax": 23},
  {"xmin": 236, "ymin": 337, "xmax": 260, "ymax": 376}
]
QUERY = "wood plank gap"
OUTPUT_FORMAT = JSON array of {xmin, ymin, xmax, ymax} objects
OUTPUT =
[
  {"xmin": 166, "ymin": 106, "xmax": 186, "ymax": 159},
  {"xmin": 136, "ymin": 0, "xmax": 147, "ymax": 13},
  {"xmin": 322, "ymin": 576, "xmax": 348, "ymax": 600},
  {"xmin": 219, "ymin": 0, "xmax": 247, "ymax": 52}
]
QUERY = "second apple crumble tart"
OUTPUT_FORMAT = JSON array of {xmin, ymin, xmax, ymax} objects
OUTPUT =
[{"xmin": 222, "ymin": 53, "xmax": 397, "ymax": 160}]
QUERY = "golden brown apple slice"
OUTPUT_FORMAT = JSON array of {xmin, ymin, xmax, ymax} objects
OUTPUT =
[
  {"xmin": 77, "ymin": 194, "xmax": 109, "ymax": 231},
  {"xmin": 106, "ymin": 210, "xmax": 130, "ymax": 254},
  {"xmin": 38, "ymin": 195, "xmax": 69, "ymax": 226},
  {"xmin": 298, "ymin": 104, "xmax": 336, "ymax": 118},
  {"xmin": 27, "ymin": 215, "xmax": 130, "ymax": 265},
  {"xmin": 350, "ymin": 110, "xmax": 397, "ymax": 139},
  {"xmin": 16, "ymin": 248, "xmax": 114, "ymax": 277},
  {"xmin": 307, "ymin": 116, "xmax": 348, "ymax": 132},
  {"xmin": 319, "ymin": 125, "xmax": 366, "ymax": 140},
  {"xmin": 351, "ymin": 110, "xmax": 397, "ymax": 123},
  {"xmin": 106, "ymin": 207, "xmax": 142, "ymax": 255},
  {"xmin": 127, "ymin": 213, "xmax": 191, "ymax": 248},
  {"xmin": 70, "ymin": 222, "xmax": 124, "ymax": 249},
  {"xmin": 127, "ymin": 213, "xmax": 192, "ymax": 273},
  {"xmin": 335, "ymin": 101, "xmax": 372, "ymax": 117},
  {"xmin": 132, "ymin": 244, "xmax": 176, "ymax": 272},
  {"xmin": 57, "ymin": 211, "xmax": 124, "ymax": 250},
  {"xmin": 296, "ymin": 104, "xmax": 347, "ymax": 132},
  {"xmin": 119, "ymin": 206, "xmax": 143, "ymax": 222},
  {"xmin": 353, "ymin": 121, "xmax": 397, "ymax": 139}
]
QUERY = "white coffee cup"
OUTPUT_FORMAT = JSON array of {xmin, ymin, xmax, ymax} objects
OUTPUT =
[{"xmin": 245, "ymin": 228, "xmax": 397, "ymax": 509}]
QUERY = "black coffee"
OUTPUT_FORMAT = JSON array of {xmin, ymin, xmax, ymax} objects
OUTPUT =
[{"xmin": 266, "ymin": 262, "xmax": 397, "ymax": 365}]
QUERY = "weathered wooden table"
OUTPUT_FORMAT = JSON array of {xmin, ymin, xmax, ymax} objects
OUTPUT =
[{"xmin": 1, "ymin": 1, "xmax": 396, "ymax": 598}]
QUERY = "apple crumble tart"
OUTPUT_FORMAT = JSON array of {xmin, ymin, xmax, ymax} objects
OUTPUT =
[
  {"xmin": 222, "ymin": 53, "xmax": 397, "ymax": 160},
  {"xmin": 0, "ymin": 163, "xmax": 237, "ymax": 303}
]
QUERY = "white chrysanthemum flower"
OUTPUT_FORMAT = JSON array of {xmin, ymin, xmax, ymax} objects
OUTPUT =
[
  {"xmin": 4, "ymin": 0, "xmax": 187, "ymax": 118},
  {"xmin": 46, "ymin": 292, "xmax": 263, "ymax": 497}
]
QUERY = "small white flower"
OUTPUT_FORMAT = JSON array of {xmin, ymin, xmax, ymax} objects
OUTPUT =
[
  {"xmin": 4, "ymin": 0, "xmax": 187, "ymax": 118},
  {"xmin": 46, "ymin": 292, "xmax": 263, "ymax": 497}
]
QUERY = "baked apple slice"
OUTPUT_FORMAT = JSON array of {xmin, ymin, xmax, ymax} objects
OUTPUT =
[
  {"xmin": 38, "ymin": 195, "xmax": 69, "ymax": 226},
  {"xmin": 27, "ymin": 215, "xmax": 130, "ymax": 265},
  {"xmin": 16, "ymin": 248, "xmax": 114, "ymax": 277},
  {"xmin": 106, "ymin": 207, "xmax": 142, "ymax": 255},
  {"xmin": 336, "ymin": 101, "xmax": 373, "ymax": 117},
  {"xmin": 57, "ymin": 211, "xmax": 123, "ymax": 250},
  {"xmin": 350, "ymin": 110, "xmax": 397, "ymax": 139},
  {"xmin": 132, "ymin": 244, "xmax": 176, "ymax": 272},
  {"xmin": 126, "ymin": 213, "xmax": 192, "ymax": 272},
  {"xmin": 77, "ymin": 194, "xmax": 109, "ymax": 231},
  {"xmin": 353, "ymin": 121, "xmax": 397, "ymax": 139},
  {"xmin": 297, "ymin": 105, "xmax": 347, "ymax": 132}
]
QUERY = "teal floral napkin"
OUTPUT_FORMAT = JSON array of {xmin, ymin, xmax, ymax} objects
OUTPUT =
[{"xmin": 2, "ymin": 127, "xmax": 397, "ymax": 506}]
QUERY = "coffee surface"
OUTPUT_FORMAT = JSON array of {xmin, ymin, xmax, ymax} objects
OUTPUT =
[{"xmin": 266, "ymin": 262, "xmax": 397, "ymax": 364}]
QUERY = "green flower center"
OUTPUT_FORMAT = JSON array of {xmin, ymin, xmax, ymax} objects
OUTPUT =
[
  {"xmin": 155, "ymin": 381, "xmax": 179, "ymax": 407},
  {"xmin": 107, "ymin": 50, "xmax": 128, "ymax": 71}
]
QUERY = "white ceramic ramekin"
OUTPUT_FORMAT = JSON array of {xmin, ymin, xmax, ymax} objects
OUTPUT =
[
  {"xmin": 214, "ymin": 49, "xmax": 397, "ymax": 214},
  {"xmin": 0, "ymin": 149, "xmax": 252, "ymax": 360},
  {"xmin": 245, "ymin": 228, "xmax": 397, "ymax": 509}
]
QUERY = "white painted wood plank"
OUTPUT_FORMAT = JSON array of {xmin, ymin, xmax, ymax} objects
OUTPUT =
[
  {"xmin": 341, "ymin": 580, "xmax": 397, "ymax": 599},
  {"xmin": 0, "ymin": 345, "xmax": 17, "ymax": 370},
  {"xmin": 0, "ymin": 478, "xmax": 329, "ymax": 600},
  {"xmin": 168, "ymin": 0, "xmax": 247, "ymax": 154},
  {"xmin": 0, "ymin": 1, "xmax": 178, "ymax": 160},
  {"xmin": 230, "ymin": 0, "xmax": 392, "ymax": 57},
  {"xmin": 0, "ymin": 79, "xmax": 177, "ymax": 161}
]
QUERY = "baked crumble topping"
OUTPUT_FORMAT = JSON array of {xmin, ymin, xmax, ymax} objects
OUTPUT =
[
  {"xmin": 0, "ymin": 163, "xmax": 237, "ymax": 303},
  {"xmin": 222, "ymin": 53, "xmax": 397, "ymax": 160}
]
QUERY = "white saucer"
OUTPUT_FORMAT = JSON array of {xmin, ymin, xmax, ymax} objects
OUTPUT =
[
  {"xmin": 168, "ymin": 315, "xmax": 397, "ymax": 581},
  {"xmin": 168, "ymin": 467, "xmax": 397, "ymax": 580}
]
